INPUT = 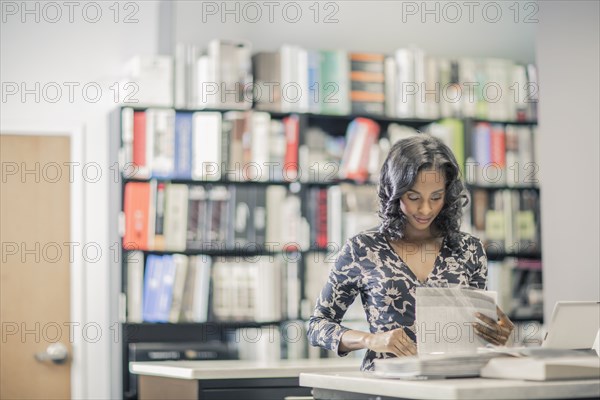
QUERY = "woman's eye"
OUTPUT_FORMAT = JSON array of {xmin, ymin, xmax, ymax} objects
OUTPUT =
[
  {"xmin": 408, "ymin": 196, "xmax": 419, "ymax": 201},
  {"xmin": 431, "ymin": 196, "xmax": 442, "ymax": 201}
]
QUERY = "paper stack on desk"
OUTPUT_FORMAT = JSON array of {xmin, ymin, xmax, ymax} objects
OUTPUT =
[
  {"xmin": 481, "ymin": 356, "xmax": 600, "ymax": 381},
  {"xmin": 374, "ymin": 351, "xmax": 511, "ymax": 379}
]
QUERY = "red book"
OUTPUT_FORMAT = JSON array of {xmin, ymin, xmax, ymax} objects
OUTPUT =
[
  {"xmin": 490, "ymin": 125, "xmax": 506, "ymax": 168},
  {"xmin": 317, "ymin": 189, "xmax": 328, "ymax": 248},
  {"xmin": 341, "ymin": 118, "xmax": 380, "ymax": 182},
  {"xmin": 123, "ymin": 182, "xmax": 151, "ymax": 250},
  {"xmin": 133, "ymin": 111, "xmax": 146, "ymax": 171},
  {"xmin": 283, "ymin": 114, "xmax": 299, "ymax": 181}
]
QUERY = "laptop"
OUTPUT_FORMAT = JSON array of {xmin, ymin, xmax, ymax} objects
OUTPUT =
[{"xmin": 542, "ymin": 301, "xmax": 600, "ymax": 350}]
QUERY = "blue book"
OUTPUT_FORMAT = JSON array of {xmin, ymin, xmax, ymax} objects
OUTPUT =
[
  {"xmin": 142, "ymin": 255, "xmax": 161, "ymax": 322},
  {"xmin": 174, "ymin": 112, "xmax": 193, "ymax": 179},
  {"xmin": 473, "ymin": 123, "xmax": 492, "ymax": 184},
  {"xmin": 154, "ymin": 255, "xmax": 177, "ymax": 322}
]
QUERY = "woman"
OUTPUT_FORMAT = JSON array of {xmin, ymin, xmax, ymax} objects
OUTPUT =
[{"xmin": 307, "ymin": 134, "xmax": 514, "ymax": 370}]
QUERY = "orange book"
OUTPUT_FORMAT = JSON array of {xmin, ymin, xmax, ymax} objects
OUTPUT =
[
  {"xmin": 350, "ymin": 91, "xmax": 386, "ymax": 102},
  {"xmin": 350, "ymin": 53, "xmax": 385, "ymax": 63},
  {"xmin": 123, "ymin": 182, "xmax": 151, "ymax": 250},
  {"xmin": 350, "ymin": 71, "xmax": 385, "ymax": 82}
]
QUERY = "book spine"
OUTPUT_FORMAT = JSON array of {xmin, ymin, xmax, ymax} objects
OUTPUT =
[
  {"xmin": 132, "ymin": 111, "xmax": 148, "ymax": 178},
  {"xmin": 123, "ymin": 182, "xmax": 150, "ymax": 250},
  {"xmin": 174, "ymin": 112, "xmax": 193, "ymax": 179},
  {"xmin": 168, "ymin": 254, "xmax": 189, "ymax": 323},
  {"xmin": 254, "ymin": 186, "xmax": 267, "ymax": 248},
  {"xmin": 232, "ymin": 185, "xmax": 254, "ymax": 247},
  {"xmin": 142, "ymin": 255, "xmax": 159, "ymax": 322},
  {"xmin": 153, "ymin": 182, "xmax": 166, "ymax": 251},
  {"xmin": 164, "ymin": 184, "xmax": 189, "ymax": 251},
  {"xmin": 155, "ymin": 255, "xmax": 176, "ymax": 322},
  {"xmin": 283, "ymin": 115, "xmax": 299, "ymax": 181},
  {"xmin": 193, "ymin": 256, "xmax": 212, "ymax": 322},
  {"xmin": 126, "ymin": 251, "xmax": 144, "ymax": 323},
  {"xmin": 316, "ymin": 189, "xmax": 328, "ymax": 249},
  {"xmin": 192, "ymin": 112, "xmax": 223, "ymax": 181}
]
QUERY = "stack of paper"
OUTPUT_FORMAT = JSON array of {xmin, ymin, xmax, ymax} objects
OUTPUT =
[
  {"xmin": 374, "ymin": 351, "xmax": 510, "ymax": 379},
  {"xmin": 481, "ymin": 356, "xmax": 600, "ymax": 381}
]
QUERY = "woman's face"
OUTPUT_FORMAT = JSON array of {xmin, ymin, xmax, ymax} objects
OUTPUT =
[{"xmin": 400, "ymin": 168, "xmax": 446, "ymax": 235}]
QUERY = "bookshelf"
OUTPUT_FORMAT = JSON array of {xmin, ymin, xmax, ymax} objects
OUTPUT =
[
  {"xmin": 460, "ymin": 116, "xmax": 542, "ymax": 327},
  {"xmin": 112, "ymin": 43, "xmax": 542, "ymax": 399},
  {"xmin": 110, "ymin": 105, "xmax": 439, "ymax": 398}
]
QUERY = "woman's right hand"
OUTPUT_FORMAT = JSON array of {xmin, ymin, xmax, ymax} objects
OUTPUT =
[{"xmin": 365, "ymin": 328, "xmax": 417, "ymax": 357}]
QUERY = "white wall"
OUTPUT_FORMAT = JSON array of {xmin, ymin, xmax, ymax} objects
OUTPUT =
[
  {"xmin": 172, "ymin": 0, "xmax": 536, "ymax": 62},
  {"xmin": 536, "ymin": 1, "xmax": 600, "ymax": 321},
  {"xmin": 1, "ymin": 2, "xmax": 160, "ymax": 398}
]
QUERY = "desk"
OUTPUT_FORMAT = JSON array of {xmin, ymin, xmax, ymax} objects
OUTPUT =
[
  {"xmin": 129, "ymin": 359, "xmax": 360, "ymax": 400},
  {"xmin": 300, "ymin": 371, "xmax": 600, "ymax": 400}
]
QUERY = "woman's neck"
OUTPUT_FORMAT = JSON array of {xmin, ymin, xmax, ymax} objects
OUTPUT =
[{"xmin": 401, "ymin": 226, "xmax": 437, "ymax": 244}]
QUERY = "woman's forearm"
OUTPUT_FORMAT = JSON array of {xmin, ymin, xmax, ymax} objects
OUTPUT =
[
  {"xmin": 339, "ymin": 329, "xmax": 372, "ymax": 353},
  {"xmin": 340, "ymin": 328, "xmax": 417, "ymax": 357}
]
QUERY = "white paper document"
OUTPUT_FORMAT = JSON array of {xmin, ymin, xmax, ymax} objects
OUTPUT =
[
  {"xmin": 481, "ymin": 356, "xmax": 600, "ymax": 381},
  {"xmin": 415, "ymin": 286, "xmax": 497, "ymax": 355},
  {"xmin": 374, "ymin": 350, "xmax": 508, "ymax": 379}
]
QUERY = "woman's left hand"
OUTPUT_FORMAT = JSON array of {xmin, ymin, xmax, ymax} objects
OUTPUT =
[{"xmin": 474, "ymin": 306, "xmax": 515, "ymax": 346}]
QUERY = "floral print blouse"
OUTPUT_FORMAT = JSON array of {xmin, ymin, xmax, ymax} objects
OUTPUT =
[{"xmin": 307, "ymin": 228, "xmax": 488, "ymax": 371}]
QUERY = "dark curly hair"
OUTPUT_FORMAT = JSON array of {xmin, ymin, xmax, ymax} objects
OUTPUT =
[{"xmin": 378, "ymin": 134, "xmax": 468, "ymax": 249}]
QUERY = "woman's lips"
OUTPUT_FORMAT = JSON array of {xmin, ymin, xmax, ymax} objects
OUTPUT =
[{"xmin": 414, "ymin": 216, "xmax": 432, "ymax": 224}]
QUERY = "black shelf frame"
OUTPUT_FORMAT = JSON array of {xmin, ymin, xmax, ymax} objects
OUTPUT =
[
  {"xmin": 471, "ymin": 118, "xmax": 538, "ymax": 126},
  {"xmin": 122, "ymin": 320, "xmax": 290, "ymax": 343},
  {"xmin": 466, "ymin": 183, "xmax": 540, "ymax": 192},
  {"xmin": 487, "ymin": 252, "xmax": 542, "ymax": 261},
  {"xmin": 118, "ymin": 104, "xmax": 436, "ymax": 127},
  {"xmin": 122, "ymin": 176, "xmax": 377, "ymax": 188},
  {"xmin": 127, "ymin": 246, "xmax": 540, "ymax": 261},
  {"xmin": 122, "ymin": 177, "xmax": 293, "ymax": 186},
  {"xmin": 127, "ymin": 248, "xmax": 332, "ymax": 257}
]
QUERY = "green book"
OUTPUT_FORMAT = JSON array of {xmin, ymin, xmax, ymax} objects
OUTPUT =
[
  {"xmin": 319, "ymin": 50, "xmax": 350, "ymax": 115},
  {"xmin": 438, "ymin": 118, "xmax": 465, "ymax": 175}
]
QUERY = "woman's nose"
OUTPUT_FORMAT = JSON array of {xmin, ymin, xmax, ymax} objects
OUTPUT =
[{"xmin": 419, "ymin": 201, "xmax": 432, "ymax": 215}]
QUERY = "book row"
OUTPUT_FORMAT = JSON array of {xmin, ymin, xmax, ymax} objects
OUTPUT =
[
  {"xmin": 121, "ymin": 107, "xmax": 476, "ymax": 184},
  {"xmin": 122, "ymin": 181, "xmax": 380, "ymax": 253},
  {"xmin": 470, "ymin": 188, "xmax": 541, "ymax": 255},
  {"xmin": 467, "ymin": 122, "xmax": 538, "ymax": 187},
  {"xmin": 127, "ymin": 253, "xmax": 296, "ymax": 324},
  {"xmin": 123, "ymin": 39, "xmax": 538, "ymax": 122},
  {"xmin": 121, "ymin": 108, "xmax": 385, "ymax": 183},
  {"xmin": 127, "ymin": 250, "xmax": 541, "ymax": 325},
  {"xmin": 126, "ymin": 251, "xmax": 369, "ymax": 326}
]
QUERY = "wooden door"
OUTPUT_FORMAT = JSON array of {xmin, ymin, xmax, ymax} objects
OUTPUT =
[{"xmin": 1, "ymin": 135, "xmax": 72, "ymax": 399}]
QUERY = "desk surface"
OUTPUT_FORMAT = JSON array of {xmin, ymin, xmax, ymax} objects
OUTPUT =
[
  {"xmin": 130, "ymin": 358, "xmax": 361, "ymax": 380},
  {"xmin": 300, "ymin": 371, "xmax": 600, "ymax": 400}
]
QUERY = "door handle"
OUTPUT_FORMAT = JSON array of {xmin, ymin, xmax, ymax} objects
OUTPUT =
[{"xmin": 34, "ymin": 343, "xmax": 69, "ymax": 364}]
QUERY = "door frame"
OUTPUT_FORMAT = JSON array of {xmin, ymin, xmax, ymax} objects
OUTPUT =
[{"xmin": 1, "ymin": 119, "xmax": 87, "ymax": 399}]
